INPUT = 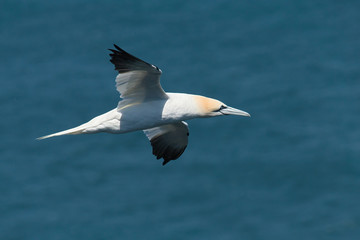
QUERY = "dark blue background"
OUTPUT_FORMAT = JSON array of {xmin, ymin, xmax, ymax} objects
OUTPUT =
[{"xmin": 1, "ymin": 1, "xmax": 359, "ymax": 239}]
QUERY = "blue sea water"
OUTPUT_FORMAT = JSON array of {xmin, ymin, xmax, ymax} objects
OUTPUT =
[{"xmin": 1, "ymin": 0, "xmax": 360, "ymax": 239}]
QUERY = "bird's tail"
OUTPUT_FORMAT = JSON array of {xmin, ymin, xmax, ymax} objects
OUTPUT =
[
  {"xmin": 37, "ymin": 109, "xmax": 119, "ymax": 140},
  {"xmin": 37, "ymin": 125, "xmax": 87, "ymax": 140}
]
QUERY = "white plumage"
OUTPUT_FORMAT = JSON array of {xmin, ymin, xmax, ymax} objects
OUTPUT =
[{"xmin": 38, "ymin": 45, "xmax": 250, "ymax": 165}]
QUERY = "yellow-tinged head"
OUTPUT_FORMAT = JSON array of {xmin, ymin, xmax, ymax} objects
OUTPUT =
[{"xmin": 193, "ymin": 95, "xmax": 250, "ymax": 117}]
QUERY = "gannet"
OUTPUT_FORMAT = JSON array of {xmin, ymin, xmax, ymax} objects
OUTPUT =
[{"xmin": 38, "ymin": 45, "xmax": 250, "ymax": 165}]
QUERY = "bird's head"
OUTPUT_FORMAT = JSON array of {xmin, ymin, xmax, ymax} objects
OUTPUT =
[{"xmin": 194, "ymin": 95, "xmax": 250, "ymax": 118}]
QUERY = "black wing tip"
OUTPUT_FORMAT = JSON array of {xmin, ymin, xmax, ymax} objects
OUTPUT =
[
  {"xmin": 109, "ymin": 44, "xmax": 124, "ymax": 54},
  {"xmin": 150, "ymin": 140, "xmax": 187, "ymax": 166},
  {"xmin": 114, "ymin": 44, "xmax": 121, "ymax": 51},
  {"xmin": 162, "ymin": 159, "xmax": 171, "ymax": 166},
  {"xmin": 162, "ymin": 157, "xmax": 176, "ymax": 166},
  {"xmin": 108, "ymin": 44, "xmax": 124, "ymax": 57},
  {"xmin": 160, "ymin": 149, "xmax": 185, "ymax": 165},
  {"xmin": 108, "ymin": 44, "xmax": 130, "ymax": 60},
  {"xmin": 108, "ymin": 45, "xmax": 138, "ymax": 72},
  {"xmin": 108, "ymin": 44, "xmax": 159, "ymax": 73}
]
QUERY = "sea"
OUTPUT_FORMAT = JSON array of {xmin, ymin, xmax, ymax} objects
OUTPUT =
[{"xmin": 1, "ymin": 0, "xmax": 359, "ymax": 239}]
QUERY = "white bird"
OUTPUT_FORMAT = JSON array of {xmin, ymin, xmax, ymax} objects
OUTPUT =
[{"xmin": 38, "ymin": 45, "xmax": 250, "ymax": 165}]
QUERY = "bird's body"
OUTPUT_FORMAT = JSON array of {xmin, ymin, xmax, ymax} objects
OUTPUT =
[
  {"xmin": 38, "ymin": 45, "xmax": 250, "ymax": 165},
  {"xmin": 40, "ymin": 93, "xmax": 219, "ymax": 136}
]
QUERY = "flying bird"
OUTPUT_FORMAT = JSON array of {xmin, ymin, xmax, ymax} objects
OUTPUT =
[{"xmin": 38, "ymin": 45, "xmax": 250, "ymax": 165}]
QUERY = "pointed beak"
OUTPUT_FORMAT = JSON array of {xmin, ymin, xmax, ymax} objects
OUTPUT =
[{"xmin": 220, "ymin": 106, "xmax": 251, "ymax": 117}]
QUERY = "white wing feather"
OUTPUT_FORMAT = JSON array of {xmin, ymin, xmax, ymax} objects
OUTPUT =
[
  {"xmin": 115, "ymin": 71, "xmax": 167, "ymax": 100},
  {"xmin": 109, "ymin": 45, "xmax": 168, "ymax": 104}
]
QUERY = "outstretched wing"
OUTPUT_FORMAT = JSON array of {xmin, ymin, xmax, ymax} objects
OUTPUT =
[
  {"xmin": 143, "ymin": 121, "xmax": 189, "ymax": 165},
  {"xmin": 109, "ymin": 45, "xmax": 168, "ymax": 102}
]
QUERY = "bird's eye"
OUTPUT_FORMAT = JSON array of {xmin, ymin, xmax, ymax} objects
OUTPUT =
[{"xmin": 214, "ymin": 105, "xmax": 227, "ymax": 112}]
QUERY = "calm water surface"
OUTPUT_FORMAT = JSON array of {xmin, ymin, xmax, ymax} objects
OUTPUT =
[{"xmin": 1, "ymin": 1, "xmax": 360, "ymax": 239}]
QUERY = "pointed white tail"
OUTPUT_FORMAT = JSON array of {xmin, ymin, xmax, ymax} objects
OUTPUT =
[
  {"xmin": 37, "ymin": 126, "xmax": 86, "ymax": 140},
  {"xmin": 37, "ymin": 109, "xmax": 121, "ymax": 140}
]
